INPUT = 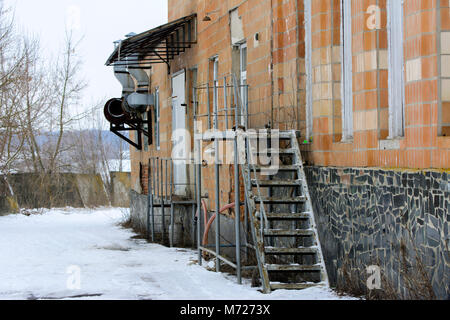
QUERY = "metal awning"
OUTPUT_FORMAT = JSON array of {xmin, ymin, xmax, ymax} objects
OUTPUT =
[{"xmin": 105, "ymin": 14, "xmax": 197, "ymax": 70}]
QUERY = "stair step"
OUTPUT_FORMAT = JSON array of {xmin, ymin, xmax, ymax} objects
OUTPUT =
[
  {"xmin": 265, "ymin": 247, "xmax": 318, "ymax": 255},
  {"xmin": 264, "ymin": 229, "xmax": 314, "ymax": 237},
  {"xmin": 247, "ymin": 131, "xmax": 296, "ymax": 140},
  {"xmin": 252, "ymin": 148, "xmax": 295, "ymax": 155},
  {"xmin": 270, "ymin": 283, "xmax": 322, "ymax": 290},
  {"xmin": 266, "ymin": 264, "xmax": 322, "ymax": 272},
  {"xmin": 253, "ymin": 165, "xmax": 300, "ymax": 172},
  {"xmin": 265, "ymin": 212, "xmax": 310, "ymax": 220},
  {"xmin": 254, "ymin": 196, "xmax": 306, "ymax": 204},
  {"xmin": 251, "ymin": 179, "xmax": 301, "ymax": 187}
]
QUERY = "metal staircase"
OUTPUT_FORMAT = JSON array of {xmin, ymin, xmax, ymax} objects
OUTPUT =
[{"xmin": 237, "ymin": 130, "xmax": 328, "ymax": 293}]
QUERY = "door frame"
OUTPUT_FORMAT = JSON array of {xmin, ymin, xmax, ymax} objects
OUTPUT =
[{"xmin": 171, "ymin": 69, "xmax": 188, "ymax": 196}]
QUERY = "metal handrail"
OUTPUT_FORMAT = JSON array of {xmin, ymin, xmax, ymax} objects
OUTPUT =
[
  {"xmin": 194, "ymin": 73, "xmax": 249, "ymax": 131},
  {"xmin": 245, "ymin": 135, "xmax": 269, "ymax": 232},
  {"xmin": 229, "ymin": 74, "xmax": 267, "ymax": 230},
  {"xmin": 148, "ymin": 156, "xmax": 196, "ymax": 199}
]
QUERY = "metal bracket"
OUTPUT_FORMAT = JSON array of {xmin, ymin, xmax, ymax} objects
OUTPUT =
[{"xmin": 110, "ymin": 113, "xmax": 152, "ymax": 151}]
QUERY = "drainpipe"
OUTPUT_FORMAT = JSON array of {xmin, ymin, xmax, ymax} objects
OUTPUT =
[
  {"xmin": 295, "ymin": 0, "xmax": 301, "ymax": 130},
  {"xmin": 270, "ymin": 0, "xmax": 274, "ymax": 128}
]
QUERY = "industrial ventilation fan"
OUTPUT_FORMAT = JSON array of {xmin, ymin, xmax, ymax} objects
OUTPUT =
[{"xmin": 104, "ymin": 63, "xmax": 153, "ymax": 150}]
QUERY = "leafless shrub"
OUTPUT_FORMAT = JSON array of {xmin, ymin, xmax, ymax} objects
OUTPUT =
[
  {"xmin": 398, "ymin": 228, "xmax": 436, "ymax": 300},
  {"xmin": 336, "ymin": 227, "xmax": 436, "ymax": 300}
]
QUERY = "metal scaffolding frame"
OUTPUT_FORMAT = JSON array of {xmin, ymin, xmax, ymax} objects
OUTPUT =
[
  {"xmin": 193, "ymin": 74, "xmax": 251, "ymax": 285},
  {"xmin": 147, "ymin": 157, "xmax": 196, "ymax": 247},
  {"xmin": 146, "ymin": 73, "xmax": 253, "ymax": 286}
]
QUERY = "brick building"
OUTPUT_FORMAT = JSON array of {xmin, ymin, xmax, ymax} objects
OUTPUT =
[{"xmin": 105, "ymin": 0, "xmax": 449, "ymax": 299}]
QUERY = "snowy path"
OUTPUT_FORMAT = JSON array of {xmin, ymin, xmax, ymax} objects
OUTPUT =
[{"xmin": 0, "ymin": 208, "xmax": 353, "ymax": 300}]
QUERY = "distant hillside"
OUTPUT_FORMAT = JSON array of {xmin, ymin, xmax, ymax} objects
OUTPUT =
[
  {"xmin": 34, "ymin": 130, "xmax": 129, "ymax": 154},
  {"xmin": 5, "ymin": 129, "xmax": 131, "ymax": 174}
]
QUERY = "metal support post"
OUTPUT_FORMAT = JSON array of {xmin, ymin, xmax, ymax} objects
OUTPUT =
[
  {"xmin": 214, "ymin": 79, "xmax": 220, "ymax": 273},
  {"xmin": 170, "ymin": 160, "xmax": 175, "ymax": 247},
  {"xmin": 234, "ymin": 135, "xmax": 242, "ymax": 284},
  {"xmin": 151, "ymin": 158, "xmax": 155, "ymax": 241},
  {"xmin": 161, "ymin": 158, "xmax": 165, "ymax": 244},
  {"xmin": 147, "ymin": 158, "xmax": 152, "ymax": 240}
]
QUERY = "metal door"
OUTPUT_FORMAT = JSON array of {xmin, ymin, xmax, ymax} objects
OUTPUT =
[{"xmin": 171, "ymin": 71, "xmax": 187, "ymax": 196}]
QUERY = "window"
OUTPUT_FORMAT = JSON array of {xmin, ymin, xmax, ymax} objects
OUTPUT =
[
  {"xmin": 341, "ymin": 0, "xmax": 353, "ymax": 141},
  {"xmin": 305, "ymin": 0, "xmax": 313, "ymax": 141},
  {"xmin": 439, "ymin": 2, "xmax": 450, "ymax": 136},
  {"xmin": 387, "ymin": 0, "xmax": 405, "ymax": 138},
  {"xmin": 154, "ymin": 88, "xmax": 160, "ymax": 150}
]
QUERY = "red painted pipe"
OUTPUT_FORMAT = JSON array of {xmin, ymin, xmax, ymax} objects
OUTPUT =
[
  {"xmin": 202, "ymin": 202, "xmax": 236, "ymax": 246},
  {"xmin": 195, "ymin": 199, "xmax": 208, "ymax": 229}
]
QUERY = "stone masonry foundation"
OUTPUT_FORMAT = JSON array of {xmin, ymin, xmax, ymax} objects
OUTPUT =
[{"xmin": 305, "ymin": 167, "xmax": 449, "ymax": 299}]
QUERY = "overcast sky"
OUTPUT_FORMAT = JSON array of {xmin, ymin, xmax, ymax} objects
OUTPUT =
[{"xmin": 5, "ymin": 0, "xmax": 168, "ymax": 124}]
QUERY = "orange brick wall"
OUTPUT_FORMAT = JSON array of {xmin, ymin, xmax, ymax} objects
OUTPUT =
[
  {"xmin": 129, "ymin": 0, "xmax": 450, "ymax": 198},
  {"xmin": 302, "ymin": 0, "xmax": 450, "ymax": 169}
]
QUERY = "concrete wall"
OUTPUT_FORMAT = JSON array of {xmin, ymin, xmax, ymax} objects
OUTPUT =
[
  {"xmin": 111, "ymin": 172, "xmax": 131, "ymax": 207},
  {"xmin": 129, "ymin": 190, "xmax": 195, "ymax": 247},
  {"xmin": 129, "ymin": 189, "xmax": 247, "ymax": 259},
  {"xmin": 306, "ymin": 166, "xmax": 449, "ymax": 299},
  {"xmin": 4, "ymin": 173, "xmax": 85, "ymax": 210},
  {"xmin": 0, "ymin": 172, "xmax": 131, "ymax": 215},
  {"xmin": 75, "ymin": 174, "xmax": 109, "ymax": 207}
]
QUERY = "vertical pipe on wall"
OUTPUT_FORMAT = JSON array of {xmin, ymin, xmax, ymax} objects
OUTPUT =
[
  {"xmin": 232, "ymin": 73, "xmax": 242, "ymax": 282},
  {"xmin": 437, "ymin": 2, "xmax": 443, "ymax": 136},
  {"xmin": 234, "ymin": 130, "xmax": 242, "ymax": 284},
  {"xmin": 224, "ymin": 76, "xmax": 229, "ymax": 129},
  {"xmin": 195, "ymin": 100, "xmax": 203, "ymax": 265},
  {"xmin": 192, "ymin": 85, "xmax": 198, "ymax": 249},
  {"xmin": 305, "ymin": 0, "xmax": 313, "ymax": 141},
  {"xmin": 151, "ymin": 158, "xmax": 155, "ymax": 241},
  {"xmin": 214, "ymin": 78, "xmax": 221, "ymax": 273},
  {"xmin": 207, "ymin": 83, "xmax": 211, "ymax": 129},
  {"xmin": 270, "ymin": 0, "xmax": 274, "ymax": 127},
  {"xmin": 196, "ymin": 149, "xmax": 202, "ymax": 266}
]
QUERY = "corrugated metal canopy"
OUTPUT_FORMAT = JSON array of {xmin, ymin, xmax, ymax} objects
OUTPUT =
[{"xmin": 106, "ymin": 14, "xmax": 197, "ymax": 70}]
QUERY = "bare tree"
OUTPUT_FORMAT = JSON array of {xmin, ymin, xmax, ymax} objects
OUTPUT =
[
  {"xmin": 46, "ymin": 32, "xmax": 87, "ymax": 174},
  {"xmin": 68, "ymin": 104, "xmax": 129, "ymax": 204},
  {"xmin": 0, "ymin": 2, "xmax": 29, "ymax": 200},
  {"xmin": 17, "ymin": 30, "xmax": 87, "ymax": 175}
]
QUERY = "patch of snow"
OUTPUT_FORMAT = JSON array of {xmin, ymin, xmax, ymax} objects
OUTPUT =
[
  {"xmin": 105, "ymin": 159, "xmax": 131, "ymax": 173},
  {"xmin": 0, "ymin": 207, "xmax": 356, "ymax": 300}
]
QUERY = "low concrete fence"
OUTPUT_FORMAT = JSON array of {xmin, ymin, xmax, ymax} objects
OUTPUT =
[{"xmin": 0, "ymin": 172, "xmax": 130, "ymax": 215}]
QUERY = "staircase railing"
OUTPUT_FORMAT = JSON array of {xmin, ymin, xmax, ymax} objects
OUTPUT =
[
  {"xmin": 147, "ymin": 156, "xmax": 195, "ymax": 247},
  {"xmin": 147, "ymin": 157, "xmax": 173, "ymax": 244},
  {"xmin": 245, "ymin": 135, "xmax": 269, "ymax": 236}
]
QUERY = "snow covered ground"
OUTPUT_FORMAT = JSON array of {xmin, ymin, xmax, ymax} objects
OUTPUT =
[{"xmin": 0, "ymin": 208, "xmax": 355, "ymax": 300}]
